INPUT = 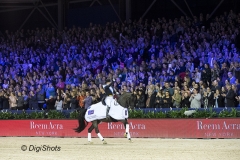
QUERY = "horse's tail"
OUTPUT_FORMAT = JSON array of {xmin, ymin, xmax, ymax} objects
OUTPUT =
[{"xmin": 74, "ymin": 109, "xmax": 88, "ymax": 133}]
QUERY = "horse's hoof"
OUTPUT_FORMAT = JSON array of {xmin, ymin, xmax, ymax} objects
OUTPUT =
[
  {"xmin": 129, "ymin": 139, "xmax": 133, "ymax": 143},
  {"xmin": 84, "ymin": 141, "xmax": 93, "ymax": 145},
  {"xmin": 103, "ymin": 140, "xmax": 107, "ymax": 144},
  {"xmin": 124, "ymin": 133, "xmax": 127, "ymax": 138},
  {"xmin": 88, "ymin": 141, "xmax": 94, "ymax": 145}
]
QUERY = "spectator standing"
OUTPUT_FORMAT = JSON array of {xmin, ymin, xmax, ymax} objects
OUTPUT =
[
  {"xmin": 223, "ymin": 84, "xmax": 236, "ymax": 107},
  {"xmin": 55, "ymin": 96, "xmax": 63, "ymax": 110},
  {"xmin": 46, "ymin": 96, "xmax": 56, "ymax": 110},
  {"xmin": 22, "ymin": 91, "xmax": 28, "ymax": 110},
  {"xmin": 95, "ymin": 89, "xmax": 102, "ymax": 102},
  {"xmin": 2, "ymin": 93, "xmax": 9, "ymax": 109},
  {"xmin": 181, "ymin": 92, "xmax": 191, "ymax": 108},
  {"xmin": 29, "ymin": 91, "xmax": 38, "ymax": 110},
  {"xmin": 45, "ymin": 83, "xmax": 56, "ymax": 99},
  {"xmin": 146, "ymin": 89, "xmax": 156, "ymax": 108},
  {"xmin": 63, "ymin": 93, "xmax": 71, "ymax": 109},
  {"xmin": 189, "ymin": 88, "xmax": 201, "ymax": 108},
  {"xmin": 16, "ymin": 92, "xmax": 24, "ymax": 110},
  {"xmin": 0, "ymin": 91, "xmax": 3, "ymax": 110},
  {"xmin": 70, "ymin": 92, "xmax": 78, "ymax": 110},
  {"xmin": 136, "ymin": 89, "xmax": 145, "ymax": 108},
  {"xmin": 77, "ymin": 90, "xmax": 86, "ymax": 109},
  {"xmin": 214, "ymin": 89, "xmax": 225, "ymax": 108},
  {"xmin": 205, "ymin": 87, "xmax": 214, "ymax": 108},
  {"xmin": 9, "ymin": 92, "xmax": 17, "ymax": 110},
  {"xmin": 154, "ymin": 90, "xmax": 164, "ymax": 108},
  {"xmin": 37, "ymin": 85, "xmax": 45, "ymax": 110},
  {"xmin": 172, "ymin": 88, "xmax": 181, "ymax": 108},
  {"xmin": 163, "ymin": 91, "xmax": 172, "ymax": 108},
  {"xmin": 84, "ymin": 90, "xmax": 92, "ymax": 109}
]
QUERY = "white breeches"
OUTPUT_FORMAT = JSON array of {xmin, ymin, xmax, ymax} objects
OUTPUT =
[{"xmin": 105, "ymin": 96, "xmax": 116, "ymax": 108}]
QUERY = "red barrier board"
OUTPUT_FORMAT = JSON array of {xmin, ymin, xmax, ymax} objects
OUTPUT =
[{"xmin": 0, "ymin": 119, "xmax": 240, "ymax": 138}]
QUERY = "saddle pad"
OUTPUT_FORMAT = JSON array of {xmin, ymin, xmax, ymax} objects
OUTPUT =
[
  {"xmin": 108, "ymin": 103, "xmax": 129, "ymax": 120},
  {"xmin": 84, "ymin": 102, "xmax": 128, "ymax": 122},
  {"xmin": 85, "ymin": 102, "xmax": 107, "ymax": 122}
]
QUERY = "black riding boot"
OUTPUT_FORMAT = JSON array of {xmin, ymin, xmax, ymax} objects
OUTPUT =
[{"xmin": 106, "ymin": 106, "xmax": 110, "ymax": 120}]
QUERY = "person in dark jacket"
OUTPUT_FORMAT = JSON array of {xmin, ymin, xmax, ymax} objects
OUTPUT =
[
  {"xmin": 16, "ymin": 92, "xmax": 24, "ymax": 110},
  {"xmin": 204, "ymin": 63, "xmax": 212, "ymax": 86},
  {"xmin": 162, "ymin": 91, "xmax": 172, "ymax": 108},
  {"xmin": 70, "ymin": 92, "xmax": 78, "ymax": 109},
  {"xmin": 0, "ymin": 91, "xmax": 3, "ymax": 110},
  {"xmin": 154, "ymin": 90, "xmax": 164, "ymax": 108},
  {"xmin": 29, "ymin": 91, "xmax": 38, "ymax": 110},
  {"xmin": 203, "ymin": 87, "xmax": 214, "ymax": 108},
  {"xmin": 223, "ymin": 84, "xmax": 236, "ymax": 107},
  {"xmin": 22, "ymin": 91, "xmax": 29, "ymax": 110},
  {"xmin": 95, "ymin": 89, "xmax": 102, "ymax": 103},
  {"xmin": 90, "ymin": 88, "xmax": 98, "ymax": 104},
  {"xmin": 181, "ymin": 92, "xmax": 191, "ymax": 108},
  {"xmin": 146, "ymin": 89, "xmax": 156, "ymax": 108},
  {"xmin": 2, "ymin": 93, "xmax": 9, "ymax": 109},
  {"xmin": 46, "ymin": 96, "xmax": 56, "ymax": 110},
  {"xmin": 37, "ymin": 85, "xmax": 45, "ymax": 110},
  {"xmin": 150, "ymin": 91, "xmax": 157, "ymax": 107},
  {"xmin": 63, "ymin": 93, "xmax": 71, "ymax": 109},
  {"xmin": 136, "ymin": 89, "xmax": 145, "ymax": 108},
  {"xmin": 214, "ymin": 89, "xmax": 225, "ymax": 108}
]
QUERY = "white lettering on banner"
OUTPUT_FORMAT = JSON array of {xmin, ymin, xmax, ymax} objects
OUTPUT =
[
  {"xmin": 30, "ymin": 121, "xmax": 63, "ymax": 130},
  {"xmin": 36, "ymin": 131, "xmax": 58, "ymax": 136},
  {"xmin": 114, "ymin": 132, "xmax": 139, "ymax": 136},
  {"xmin": 197, "ymin": 121, "xmax": 240, "ymax": 138},
  {"xmin": 197, "ymin": 121, "xmax": 220, "ymax": 130},
  {"xmin": 197, "ymin": 121, "xmax": 240, "ymax": 130},
  {"xmin": 108, "ymin": 122, "xmax": 146, "ymax": 130},
  {"xmin": 222, "ymin": 121, "xmax": 240, "ymax": 130},
  {"xmin": 204, "ymin": 132, "xmax": 234, "ymax": 137}
]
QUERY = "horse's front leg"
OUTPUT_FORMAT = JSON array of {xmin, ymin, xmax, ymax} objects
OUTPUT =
[{"xmin": 122, "ymin": 119, "xmax": 132, "ymax": 142}]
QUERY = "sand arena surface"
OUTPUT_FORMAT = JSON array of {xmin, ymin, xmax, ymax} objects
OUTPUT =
[{"xmin": 0, "ymin": 137, "xmax": 239, "ymax": 160}]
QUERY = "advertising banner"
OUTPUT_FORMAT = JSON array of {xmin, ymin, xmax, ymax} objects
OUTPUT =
[{"xmin": 0, "ymin": 119, "xmax": 240, "ymax": 138}]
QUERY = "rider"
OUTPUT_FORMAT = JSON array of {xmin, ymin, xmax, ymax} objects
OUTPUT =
[{"xmin": 102, "ymin": 78, "xmax": 115, "ymax": 120}]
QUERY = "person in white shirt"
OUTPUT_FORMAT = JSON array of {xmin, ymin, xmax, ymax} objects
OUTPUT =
[
  {"xmin": 189, "ymin": 88, "xmax": 201, "ymax": 108},
  {"xmin": 55, "ymin": 96, "xmax": 63, "ymax": 110},
  {"xmin": 194, "ymin": 68, "xmax": 201, "ymax": 83}
]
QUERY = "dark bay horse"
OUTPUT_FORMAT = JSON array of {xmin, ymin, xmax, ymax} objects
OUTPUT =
[{"xmin": 74, "ymin": 92, "xmax": 136, "ymax": 144}]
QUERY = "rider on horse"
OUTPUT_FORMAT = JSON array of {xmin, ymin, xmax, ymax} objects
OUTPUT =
[{"xmin": 102, "ymin": 78, "xmax": 116, "ymax": 120}]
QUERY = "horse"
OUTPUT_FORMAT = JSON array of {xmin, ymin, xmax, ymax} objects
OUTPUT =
[{"xmin": 74, "ymin": 92, "xmax": 136, "ymax": 144}]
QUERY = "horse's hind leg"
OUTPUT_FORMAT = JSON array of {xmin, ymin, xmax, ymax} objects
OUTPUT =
[
  {"xmin": 93, "ymin": 120, "xmax": 107, "ymax": 144},
  {"xmin": 87, "ymin": 124, "xmax": 95, "ymax": 144},
  {"xmin": 122, "ymin": 120, "xmax": 128, "ymax": 138}
]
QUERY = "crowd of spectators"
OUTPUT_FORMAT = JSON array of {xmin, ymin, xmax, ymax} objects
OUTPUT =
[{"xmin": 0, "ymin": 10, "xmax": 240, "ymax": 111}]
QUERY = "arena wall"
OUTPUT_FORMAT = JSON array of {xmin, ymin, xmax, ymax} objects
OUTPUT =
[{"xmin": 0, "ymin": 119, "xmax": 240, "ymax": 138}]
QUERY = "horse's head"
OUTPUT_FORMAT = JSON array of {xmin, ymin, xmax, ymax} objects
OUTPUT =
[
  {"xmin": 117, "ymin": 92, "xmax": 137, "ymax": 109},
  {"xmin": 128, "ymin": 93, "xmax": 137, "ymax": 109}
]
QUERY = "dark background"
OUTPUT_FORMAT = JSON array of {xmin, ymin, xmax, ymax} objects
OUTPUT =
[{"xmin": 0, "ymin": 0, "xmax": 239, "ymax": 32}]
